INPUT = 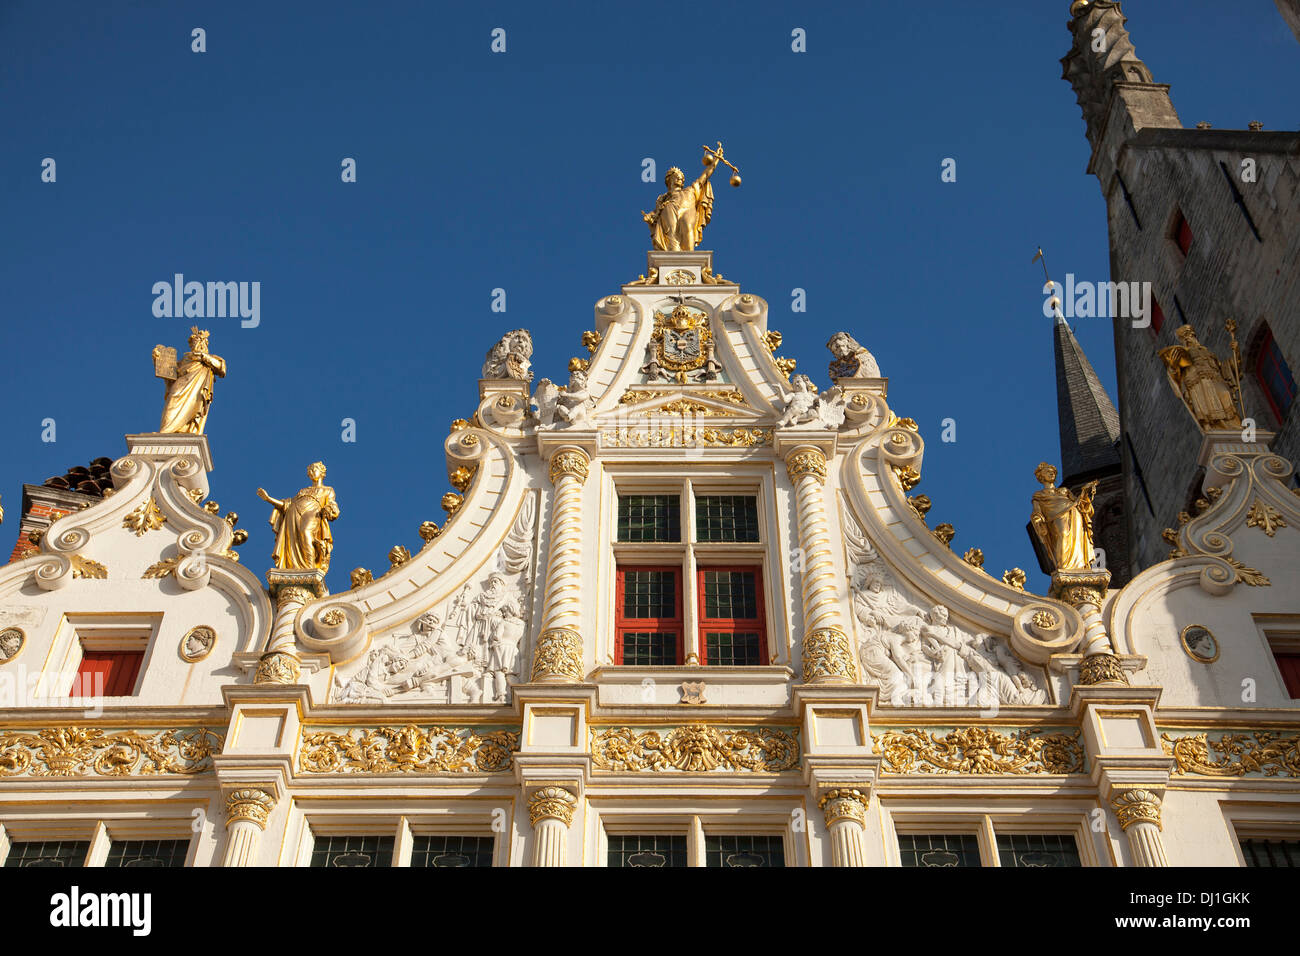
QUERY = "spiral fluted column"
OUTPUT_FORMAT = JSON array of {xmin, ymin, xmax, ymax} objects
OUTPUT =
[
  {"xmin": 819, "ymin": 788, "xmax": 870, "ymax": 866},
  {"xmin": 222, "ymin": 788, "xmax": 276, "ymax": 866},
  {"xmin": 1111, "ymin": 788, "xmax": 1169, "ymax": 867},
  {"xmin": 531, "ymin": 449, "xmax": 589, "ymax": 683},
  {"xmin": 1053, "ymin": 569, "xmax": 1128, "ymax": 686},
  {"xmin": 529, "ymin": 787, "xmax": 577, "ymax": 866},
  {"xmin": 787, "ymin": 448, "xmax": 857, "ymax": 683},
  {"xmin": 256, "ymin": 585, "xmax": 309, "ymax": 683}
]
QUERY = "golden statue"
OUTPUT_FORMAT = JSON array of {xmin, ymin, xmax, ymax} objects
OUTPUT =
[
  {"xmin": 641, "ymin": 142, "xmax": 741, "ymax": 251},
  {"xmin": 1029, "ymin": 463, "xmax": 1098, "ymax": 572},
  {"xmin": 154, "ymin": 328, "xmax": 226, "ymax": 434},
  {"xmin": 1158, "ymin": 323, "xmax": 1243, "ymax": 431},
  {"xmin": 257, "ymin": 462, "xmax": 339, "ymax": 572}
]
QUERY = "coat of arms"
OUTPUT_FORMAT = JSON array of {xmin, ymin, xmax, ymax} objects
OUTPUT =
[{"xmin": 640, "ymin": 303, "xmax": 723, "ymax": 384}]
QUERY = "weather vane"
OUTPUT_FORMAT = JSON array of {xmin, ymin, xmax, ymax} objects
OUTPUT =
[{"xmin": 642, "ymin": 141, "xmax": 743, "ymax": 251}]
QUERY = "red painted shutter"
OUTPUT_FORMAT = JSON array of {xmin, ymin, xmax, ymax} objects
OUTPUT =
[
  {"xmin": 1276, "ymin": 653, "xmax": 1300, "ymax": 699},
  {"xmin": 76, "ymin": 651, "xmax": 144, "ymax": 696}
]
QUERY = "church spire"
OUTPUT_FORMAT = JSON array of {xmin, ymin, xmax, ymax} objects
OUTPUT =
[
  {"xmin": 1054, "ymin": 313, "xmax": 1121, "ymax": 486},
  {"xmin": 1060, "ymin": 1, "xmax": 1180, "ymax": 189}
]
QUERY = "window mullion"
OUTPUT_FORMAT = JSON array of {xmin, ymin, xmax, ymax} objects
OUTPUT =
[{"xmin": 980, "ymin": 815, "xmax": 1000, "ymax": 867}]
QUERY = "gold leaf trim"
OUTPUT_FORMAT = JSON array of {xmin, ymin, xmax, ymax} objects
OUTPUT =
[
  {"xmin": 0, "ymin": 727, "xmax": 222, "ymax": 777},
  {"xmin": 298, "ymin": 725, "xmax": 520, "ymax": 774},
  {"xmin": 589, "ymin": 724, "xmax": 798, "ymax": 772},
  {"xmin": 70, "ymin": 555, "xmax": 107, "ymax": 579},
  {"xmin": 1162, "ymin": 730, "xmax": 1300, "ymax": 777},
  {"xmin": 142, "ymin": 557, "xmax": 180, "ymax": 579},
  {"xmin": 1225, "ymin": 556, "xmax": 1271, "ymax": 587},
  {"xmin": 1246, "ymin": 498, "xmax": 1286, "ymax": 537},
  {"xmin": 871, "ymin": 727, "xmax": 1084, "ymax": 775},
  {"xmin": 123, "ymin": 497, "xmax": 167, "ymax": 536}
]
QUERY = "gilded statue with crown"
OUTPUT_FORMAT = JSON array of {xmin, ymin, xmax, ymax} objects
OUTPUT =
[
  {"xmin": 257, "ymin": 462, "xmax": 340, "ymax": 573},
  {"xmin": 1158, "ymin": 323, "xmax": 1244, "ymax": 431},
  {"xmin": 153, "ymin": 327, "xmax": 227, "ymax": 434},
  {"xmin": 642, "ymin": 142, "xmax": 741, "ymax": 251}
]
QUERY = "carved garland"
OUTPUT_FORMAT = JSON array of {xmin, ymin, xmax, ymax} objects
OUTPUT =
[
  {"xmin": 589, "ymin": 724, "xmax": 798, "ymax": 773},
  {"xmin": 298, "ymin": 724, "xmax": 520, "ymax": 774},
  {"xmin": 871, "ymin": 727, "xmax": 1085, "ymax": 775},
  {"xmin": 1161, "ymin": 730, "xmax": 1300, "ymax": 778},
  {"xmin": 0, "ymin": 727, "xmax": 222, "ymax": 777}
]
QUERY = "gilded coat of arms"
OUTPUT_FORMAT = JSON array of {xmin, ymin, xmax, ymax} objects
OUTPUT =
[{"xmin": 641, "ymin": 303, "xmax": 723, "ymax": 384}]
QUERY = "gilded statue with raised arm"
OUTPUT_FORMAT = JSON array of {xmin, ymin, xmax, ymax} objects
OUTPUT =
[
  {"xmin": 1029, "ymin": 462, "xmax": 1098, "ymax": 572},
  {"xmin": 642, "ymin": 142, "xmax": 742, "ymax": 251},
  {"xmin": 257, "ymin": 462, "xmax": 339, "ymax": 572},
  {"xmin": 153, "ymin": 327, "xmax": 226, "ymax": 434}
]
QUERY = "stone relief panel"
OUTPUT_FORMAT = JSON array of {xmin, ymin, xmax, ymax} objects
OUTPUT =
[
  {"xmin": 332, "ymin": 494, "xmax": 537, "ymax": 705},
  {"xmin": 842, "ymin": 506, "xmax": 1047, "ymax": 707}
]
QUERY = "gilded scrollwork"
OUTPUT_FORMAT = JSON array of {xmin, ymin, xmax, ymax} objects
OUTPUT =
[
  {"xmin": 871, "ymin": 727, "xmax": 1084, "ymax": 775},
  {"xmin": 0, "ymin": 727, "xmax": 222, "ymax": 777},
  {"xmin": 1161, "ymin": 730, "xmax": 1300, "ymax": 778},
  {"xmin": 298, "ymin": 724, "xmax": 520, "ymax": 774},
  {"xmin": 590, "ymin": 724, "xmax": 798, "ymax": 773}
]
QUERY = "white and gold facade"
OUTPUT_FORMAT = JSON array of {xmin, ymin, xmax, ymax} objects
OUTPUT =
[{"xmin": 1, "ymin": 247, "xmax": 1298, "ymax": 868}]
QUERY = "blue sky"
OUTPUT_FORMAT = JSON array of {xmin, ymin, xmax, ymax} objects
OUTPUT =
[{"xmin": 2, "ymin": 1, "xmax": 1296, "ymax": 594}]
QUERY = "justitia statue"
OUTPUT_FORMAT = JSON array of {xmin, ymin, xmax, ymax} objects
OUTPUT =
[
  {"xmin": 257, "ymin": 462, "xmax": 340, "ymax": 572},
  {"xmin": 153, "ymin": 327, "xmax": 226, "ymax": 434},
  {"xmin": 1029, "ymin": 462, "xmax": 1098, "ymax": 572},
  {"xmin": 642, "ymin": 142, "xmax": 742, "ymax": 252},
  {"xmin": 1158, "ymin": 324, "xmax": 1243, "ymax": 431}
]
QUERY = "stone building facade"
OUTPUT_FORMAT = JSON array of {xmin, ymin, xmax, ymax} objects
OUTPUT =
[
  {"xmin": 1060, "ymin": 0, "xmax": 1300, "ymax": 573},
  {"xmin": 0, "ymin": 239, "xmax": 1297, "ymax": 868}
]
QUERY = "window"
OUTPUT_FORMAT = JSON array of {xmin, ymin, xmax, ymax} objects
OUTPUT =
[
  {"xmin": 612, "ymin": 486, "xmax": 770, "ymax": 667},
  {"xmin": 1239, "ymin": 838, "xmax": 1300, "ymax": 867},
  {"xmin": 704, "ymin": 835, "xmax": 785, "ymax": 868},
  {"xmin": 1274, "ymin": 653, "xmax": 1300, "ymax": 698},
  {"xmin": 3, "ymin": 840, "xmax": 89, "ymax": 868},
  {"xmin": 1172, "ymin": 208, "xmax": 1193, "ymax": 256},
  {"xmin": 309, "ymin": 835, "xmax": 394, "ymax": 868},
  {"xmin": 996, "ymin": 833, "xmax": 1082, "ymax": 867},
  {"xmin": 607, "ymin": 835, "xmax": 688, "ymax": 868},
  {"xmin": 75, "ymin": 651, "xmax": 144, "ymax": 697},
  {"xmin": 615, "ymin": 567, "xmax": 683, "ymax": 665},
  {"xmin": 1255, "ymin": 325, "xmax": 1296, "ymax": 421},
  {"xmin": 898, "ymin": 833, "xmax": 982, "ymax": 868},
  {"xmin": 104, "ymin": 839, "xmax": 188, "ymax": 868},
  {"xmin": 409, "ymin": 835, "xmax": 494, "ymax": 868},
  {"xmin": 698, "ymin": 568, "xmax": 766, "ymax": 665}
]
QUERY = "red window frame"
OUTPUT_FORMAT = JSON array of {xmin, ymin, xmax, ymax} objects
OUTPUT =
[
  {"xmin": 1255, "ymin": 327, "xmax": 1296, "ymax": 423},
  {"xmin": 696, "ymin": 566, "xmax": 768, "ymax": 666},
  {"xmin": 75, "ymin": 650, "xmax": 144, "ymax": 696},
  {"xmin": 1173, "ymin": 210, "xmax": 1193, "ymax": 256},
  {"xmin": 614, "ymin": 565, "xmax": 684, "ymax": 665},
  {"xmin": 1148, "ymin": 297, "xmax": 1165, "ymax": 336},
  {"xmin": 1275, "ymin": 653, "xmax": 1300, "ymax": 699}
]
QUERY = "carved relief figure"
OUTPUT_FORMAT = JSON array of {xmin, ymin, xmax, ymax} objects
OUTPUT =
[
  {"xmin": 154, "ymin": 327, "xmax": 226, "ymax": 434},
  {"xmin": 482, "ymin": 329, "xmax": 534, "ymax": 382},
  {"xmin": 536, "ymin": 370, "xmax": 595, "ymax": 429},
  {"xmin": 827, "ymin": 331, "xmax": 880, "ymax": 380},
  {"xmin": 257, "ymin": 461, "xmax": 340, "ymax": 572},
  {"xmin": 639, "ymin": 340, "xmax": 670, "ymax": 383},
  {"xmin": 1029, "ymin": 462, "xmax": 1097, "ymax": 572},
  {"xmin": 1158, "ymin": 325, "xmax": 1243, "ymax": 430},
  {"xmin": 843, "ymin": 509, "xmax": 1048, "ymax": 707},
  {"xmin": 776, "ymin": 375, "xmax": 846, "ymax": 429}
]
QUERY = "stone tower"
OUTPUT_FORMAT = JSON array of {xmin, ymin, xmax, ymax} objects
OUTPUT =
[{"xmin": 1061, "ymin": 0, "xmax": 1300, "ymax": 572}]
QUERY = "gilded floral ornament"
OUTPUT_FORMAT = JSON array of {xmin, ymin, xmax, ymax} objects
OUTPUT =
[
  {"xmin": 70, "ymin": 554, "xmax": 107, "ymax": 579},
  {"xmin": 962, "ymin": 548, "xmax": 985, "ymax": 569},
  {"xmin": 1003, "ymin": 568, "xmax": 1027, "ymax": 591},
  {"xmin": 907, "ymin": 494, "xmax": 931, "ymax": 521},
  {"xmin": 123, "ymin": 497, "xmax": 167, "ymax": 536},
  {"xmin": 601, "ymin": 425, "xmax": 771, "ymax": 448},
  {"xmin": 0, "ymin": 727, "xmax": 222, "ymax": 777},
  {"xmin": 350, "ymin": 567, "xmax": 373, "ymax": 588},
  {"xmin": 1224, "ymin": 556, "xmax": 1270, "ymax": 587},
  {"xmin": 871, "ymin": 727, "xmax": 1084, "ymax": 775},
  {"xmin": 1079, "ymin": 652, "xmax": 1128, "ymax": 686},
  {"xmin": 449, "ymin": 466, "xmax": 475, "ymax": 493},
  {"xmin": 1161, "ymin": 730, "xmax": 1300, "ymax": 778},
  {"xmin": 142, "ymin": 556, "xmax": 180, "ymax": 579},
  {"xmin": 298, "ymin": 725, "xmax": 519, "ymax": 774},
  {"xmin": 818, "ymin": 787, "xmax": 870, "ymax": 826},
  {"xmin": 254, "ymin": 650, "xmax": 301, "ymax": 685},
  {"xmin": 417, "ymin": 521, "xmax": 440, "ymax": 543},
  {"xmin": 590, "ymin": 724, "xmax": 798, "ymax": 773},
  {"xmin": 582, "ymin": 330, "xmax": 602, "ymax": 354},
  {"xmin": 1030, "ymin": 609, "xmax": 1058, "ymax": 629},
  {"xmin": 388, "ymin": 545, "xmax": 412, "ymax": 569},
  {"xmin": 802, "ymin": 627, "xmax": 857, "ymax": 683},
  {"xmin": 1246, "ymin": 498, "xmax": 1286, "ymax": 537},
  {"xmin": 441, "ymin": 492, "xmax": 463, "ymax": 515},
  {"xmin": 531, "ymin": 628, "xmax": 584, "ymax": 683},
  {"xmin": 931, "ymin": 523, "xmax": 955, "ymax": 547},
  {"xmin": 786, "ymin": 449, "xmax": 828, "ymax": 484},
  {"xmin": 892, "ymin": 465, "xmax": 921, "ymax": 491},
  {"xmin": 548, "ymin": 450, "xmax": 590, "ymax": 485}
]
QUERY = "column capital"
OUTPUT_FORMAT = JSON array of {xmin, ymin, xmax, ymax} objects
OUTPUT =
[
  {"xmin": 254, "ymin": 650, "xmax": 302, "ymax": 684},
  {"xmin": 785, "ymin": 446, "xmax": 828, "ymax": 484},
  {"xmin": 530, "ymin": 628, "xmax": 584, "ymax": 683},
  {"xmin": 818, "ymin": 786, "xmax": 870, "ymax": 827},
  {"xmin": 1110, "ymin": 786, "xmax": 1164, "ymax": 831},
  {"xmin": 1078, "ymin": 652, "xmax": 1129, "ymax": 686},
  {"xmin": 1050, "ymin": 568, "xmax": 1111, "ymax": 610},
  {"xmin": 548, "ymin": 448, "xmax": 591, "ymax": 485},
  {"xmin": 223, "ymin": 786, "xmax": 277, "ymax": 830},
  {"xmin": 802, "ymin": 627, "xmax": 857, "ymax": 683},
  {"xmin": 528, "ymin": 786, "xmax": 578, "ymax": 828}
]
